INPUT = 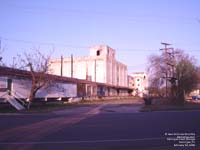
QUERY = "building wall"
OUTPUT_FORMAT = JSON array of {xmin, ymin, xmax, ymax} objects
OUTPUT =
[
  {"xmin": 0, "ymin": 66, "xmax": 132, "ymax": 103},
  {"xmin": 37, "ymin": 82, "xmax": 77, "ymax": 98},
  {"xmin": 189, "ymin": 89, "xmax": 200, "ymax": 96},
  {"xmin": 129, "ymin": 72, "xmax": 148, "ymax": 97},
  {"xmin": 0, "ymin": 76, "xmax": 77, "ymax": 100},
  {"xmin": 49, "ymin": 45, "xmax": 128, "ymax": 87},
  {"xmin": 189, "ymin": 84, "xmax": 200, "ymax": 96},
  {"xmin": 128, "ymin": 75, "xmax": 134, "ymax": 88}
]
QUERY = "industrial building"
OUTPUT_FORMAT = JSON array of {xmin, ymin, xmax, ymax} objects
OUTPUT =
[
  {"xmin": 49, "ymin": 45, "xmax": 128, "ymax": 87},
  {"xmin": 0, "ymin": 45, "xmax": 136, "ymax": 110},
  {"xmin": 129, "ymin": 72, "xmax": 148, "ymax": 97},
  {"xmin": 0, "ymin": 66, "xmax": 132, "ymax": 110}
]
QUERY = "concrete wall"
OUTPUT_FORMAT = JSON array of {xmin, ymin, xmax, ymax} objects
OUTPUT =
[
  {"xmin": 129, "ymin": 72, "xmax": 148, "ymax": 97},
  {"xmin": 13, "ymin": 79, "xmax": 32, "ymax": 98},
  {"xmin": 0, "ymin": 77, "xmax": 7, "ymax": 89},
  {"xmin": 189, "ymin": 89, "xmax": 200, "ymax": 96},
  {"xmin": 0, "ymin": 75, "xmax": 131, "ymax": 102},
  {"xmin": 49, "ymin": 45, "xmax": 128, "ymax": 87},
  {"xmin": 0, "ymin": 77, "xmax": 9, "ymax": 99},
  {"xmin": 37, "ymin": 82, "xmax": 77, "ymax": 98},
  {"xmin": 0, "ymin": 76, "xmax": 77, "ymax": 100}
]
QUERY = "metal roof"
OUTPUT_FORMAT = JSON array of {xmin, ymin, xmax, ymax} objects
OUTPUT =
[{"xmin": 0, "ymin": 66, "xmax": 132, "ymax": 90}]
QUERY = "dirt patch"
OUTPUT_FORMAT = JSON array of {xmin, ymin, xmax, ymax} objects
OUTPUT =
[{"xmin": 141, "ymin": 100, "xmax": 200, "ymax": 112}]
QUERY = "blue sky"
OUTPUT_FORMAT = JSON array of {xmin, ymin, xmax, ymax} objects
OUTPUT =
[{"xmin": 0, "ymin": 0, "xmax": 200, "ymax": 73}]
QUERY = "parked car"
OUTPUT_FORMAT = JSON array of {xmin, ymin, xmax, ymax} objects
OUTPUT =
[{"xmin": 192, "ymin": 95, "xmax": 200, "ymax": 100}]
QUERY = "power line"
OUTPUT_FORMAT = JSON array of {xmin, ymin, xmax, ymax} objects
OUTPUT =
[
  {"xmin": 1, "ymin": 37, "xmax": 200, "ymax": 53},
  {"xmin": 2, "ymin": 37, "xmax": 89, "ymax": 49},
  {"xmin": 0, "ymin": 36, "xmax": 155, "ymax": 52},
  {"xmin": 1, "ymin": 36, "xmax": 200, "ymax": 53},
  {"xmin": 5, "ymin": 3, "xmax": 199, "ymax": 24}
]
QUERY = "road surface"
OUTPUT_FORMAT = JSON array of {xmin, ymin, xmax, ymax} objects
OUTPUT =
[{"xmin": 0, "ymin": 99, "xmax": 199, "ymax": 150}]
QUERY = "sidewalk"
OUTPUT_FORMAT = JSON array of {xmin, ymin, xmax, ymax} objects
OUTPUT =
[
  {"xmin": 0, "ymin": 98, "xmax": 144, "ymax": 115},
  {"xmin": 54, "ymin": 98, "xmax": 144, "ymax": 115}
]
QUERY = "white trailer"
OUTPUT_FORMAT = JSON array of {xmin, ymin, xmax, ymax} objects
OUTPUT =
[{"xmin": 0, "ymin": 76, "xmax": 77, "ymax": 110}]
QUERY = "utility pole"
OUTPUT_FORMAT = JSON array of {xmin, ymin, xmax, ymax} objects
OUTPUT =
[
  {"xmin": 0, "ymin": 37, "xmax": 2, "ymax": 62},
  {"xmin": 86, "ymin": 61, "xmax": 88, "ymax": 80},
  {"xmin": 71, "ymin": 54, "xmax": 73, "ymax": 78},
  {"xmin": 167, "ymin": 48, "xmax": 177, "ymax": 97},
  {"xmin": 160, "ymin": 43, "xmax": 177, "ymax": 97},
  {"xmin": 94, "ymin": 59, "xmax": 96, "ymax": 82},
  {"xmin": 0, "ymin": 37, "xmax": 1, "ymax": 51},
  {"xmin": 60, "ymin": 55, "xmax": 63, "ymax": 76},
  {"xmin": 160, "ymin": 42, "xmax": 175, "ymax": 97},
  {"xmin": 117, "ymin": 65, "xmax": 119, "ymax": 86},
  {"xmin": 167, "ymin": 48, "xmax": 175, "ymax": 77},
  {"xmin": 12, "ymin": 57, "xmax": 16, "ymax": 68}
]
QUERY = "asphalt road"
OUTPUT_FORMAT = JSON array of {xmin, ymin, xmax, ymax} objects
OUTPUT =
[{"xmin": 0, "ymin": 102, "xmax": 199, "ymax": 150}]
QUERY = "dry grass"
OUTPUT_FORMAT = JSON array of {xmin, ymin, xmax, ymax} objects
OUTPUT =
[{"xmin": 140, "ymin": 98, "xmax": 200, "ymax": 112}]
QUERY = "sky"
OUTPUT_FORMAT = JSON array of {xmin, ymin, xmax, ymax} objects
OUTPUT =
[{"xmin": 0, "ymin": 0, "xmax": 200, "ymax": 73}]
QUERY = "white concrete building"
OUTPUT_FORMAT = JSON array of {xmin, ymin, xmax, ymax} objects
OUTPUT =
[
  {"xmin": 49, "ymin": 45, "xmax": 128, "ymax": 87},
  {"xmin": 129, "ymin": 72, "xmax": 148, "ymax": 97},
  {"xmin": 189, "ymin": 84, "xmax": 200, "ymax": 97},
  {"xmin": 0, "ymin": 66, "xmax": 131, "ymax": 106}
]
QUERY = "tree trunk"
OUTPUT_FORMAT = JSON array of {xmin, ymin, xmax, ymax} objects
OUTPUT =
[
  {"xmin": 28, "ymin": 80, "xmax": 36, "ymax": 109},
  {"xmin": 29, "ymin": 82, "xmax": 36, "ymax": 101}
]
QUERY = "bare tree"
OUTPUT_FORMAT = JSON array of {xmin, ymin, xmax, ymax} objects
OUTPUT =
[
  {"xmin": 147, "ymin": 53, "xmax": 166, "ymax": 96},
  {"xmin": 0, "ymin": 55, "xmax": 2, "ymax": 65},
  {"xmin": 0, "ymin": 45, "xmax": 5, "ymax": 66},
  {"xmin": 0, "ymin": 38, "xmax": 9, "ymax": 67},
  {"xmin": 147, "ymin": 50, "xmax": 200, "ymax": 103},
  {"xmin": 17, "ymin": 49, "xmax": 53, "ymax": 107},
  {"xmin": 175, "ymin": 51, "xmax": 200, "ymax": 103}
]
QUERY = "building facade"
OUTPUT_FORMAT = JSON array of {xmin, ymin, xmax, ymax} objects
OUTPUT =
[
  {"xmin": 0, "ymin": 66, "xmax": 131, "ymax": 102},
  {"xmin": 189, "ymin": 84, "xmax": 200, "ymax": 97},
  {"xmin": 49, "ymin": 45, "xmax": 128, "ymax": 87},
  {"xmin": 129, "ymin": 72, "xmax": 148, "ymax": 97}
]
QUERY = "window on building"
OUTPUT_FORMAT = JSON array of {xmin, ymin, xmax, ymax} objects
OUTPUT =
[
  {"xmin": 138, "ymin": 84, "xmax": 140, "ymax": 87},
  {"xmin": 97, "ymin": 50, "xmax": 100, "ymax": 56}
]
